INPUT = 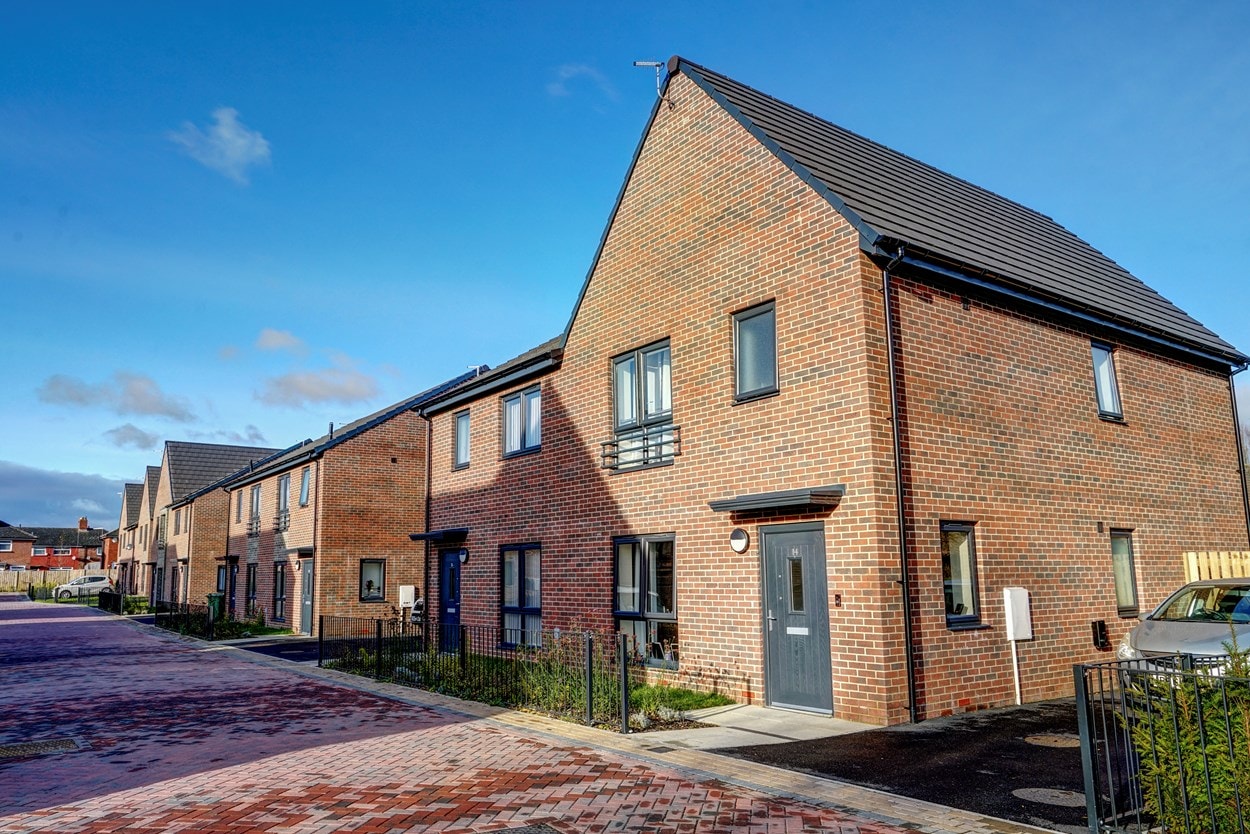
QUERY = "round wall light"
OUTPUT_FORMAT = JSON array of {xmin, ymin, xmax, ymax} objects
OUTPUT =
[{"xmin": 729, "ymin": 528, "xmax": 750, "ymax": 553}]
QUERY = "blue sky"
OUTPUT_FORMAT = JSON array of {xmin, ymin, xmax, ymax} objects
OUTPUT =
[{"xmin": 2, "ymin": 2, "xmax": 1248, "ymax": 528}]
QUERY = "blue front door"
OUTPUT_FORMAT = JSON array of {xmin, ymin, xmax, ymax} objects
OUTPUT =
[{"xmin": 439, "ymin": 550, "xmax": 462, "ymax": 652}]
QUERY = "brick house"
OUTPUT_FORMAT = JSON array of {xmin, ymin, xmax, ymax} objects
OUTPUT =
[
  {"xmin": 222, "ymin": 375, "xmax": 472, "ymax": 635},
  {"xmin": 114, "ymin": 482, "xmax": 144, "ymax": 593},
  {"xmin": 0, "ymin": 521, "xmax": 103, "ymax": 570},
  {"xmin": 152, "ymin": 441, "xmax": 282, "ymax": 606},
  {"xmin": 0, "ymin": 523, "xmax": 36, "ymax": 569},
  {"xmin": 419, "ymin": 57, "xmax": 1249, "ymax": 726}
]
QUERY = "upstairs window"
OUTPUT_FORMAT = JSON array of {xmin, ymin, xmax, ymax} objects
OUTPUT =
[
  {"xmin": 33, "ymin": 546, "xmax": 47, "ymax": 556},
  {"xmin": 503, "ymin": 386, "xmax": 541, "ymax": 456},
  {"xmin": 277, "ymin": 474, "xmax": 290, "ymax": 530},
  {"xmin": 173, "ymin": 509, "xmax": 181, "ymax": 536},
  {"xmin": 0, "ymin": 540, "xmax": 12, "ymax": 552},
  {"xmin": 250, "ymin": 485, "xmax": 261, "ymax": 519},
  {"xmin": 454, "ymin": 409, "xmax": 471, "ymax": 468},
  {"xmin": 299, "ymin": 467, "xmax": 311, "ymax": 507},
  {"xmin": 235, "ymin": 491, "xmax": 243, "ymax": 522},
  {"xmin": 941, "ymin": 522, "xmax": 981, "ymax": 627},
  {"xmin": 734, "ymin": 302, "xmax": 777, "ymax": 401},
  {"xmin": 1091, "ymin": 343, "xmax": 1122, "ymax": 419},
  {"xmin": 1111, "ymin": 530, "xmax": 1138, "ymax": 617},
  {"xmin": 606, "ymin": 341, "xmax": 678, "ymax": 470}
]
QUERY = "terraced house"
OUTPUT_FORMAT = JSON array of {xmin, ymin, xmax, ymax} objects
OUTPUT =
[
  {"xmin": 418, "ymin": 57, "xmax": 1249, "ymax": 726},
  {"xmin": 222, "ymin": 375, "xmax": 472, "ymax": 635}
]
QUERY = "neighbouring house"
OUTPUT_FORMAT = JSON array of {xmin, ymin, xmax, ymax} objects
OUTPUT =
[
  {"xmin": 101, "ymin": 529, "xmax": 119, "ymax": 572},
  {"xmin": 417, "ymin": 57, "xmax": 1249, "ymax": 726},
  {"xmin": 125, "ymin": 466, "xmax": 163, "ymax": 598},
  {"xmin": 0, "ymin": 523, "xmax": 36, "ymax": 569},
  {"xmin": 3, "ymin": 521, "xmax": 105, "ymax": 571},
  {"xmin": 222, "ymin": 373, "xmax": 474, "ymax": 635},
  {"xmin": 114, "ymin": 483, "xmax": 144, "ymax": 594},
  {"xmin": 147, "ymin": 442, "xmax": 282, "ymax": 606}
]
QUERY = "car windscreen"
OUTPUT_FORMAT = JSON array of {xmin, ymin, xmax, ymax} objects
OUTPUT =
[{"xmin": 1154, "ymin": 585, "xmax": 1250, "ymax": 624}]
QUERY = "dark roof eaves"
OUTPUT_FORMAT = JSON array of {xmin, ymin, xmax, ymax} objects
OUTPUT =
[
  {"xmin": 676, "ymin": 58, "xmax": 885, "ymax": 252},
  {"xmin": 421, "ymin": 351, "xmax": 559, "ymax": 417}
]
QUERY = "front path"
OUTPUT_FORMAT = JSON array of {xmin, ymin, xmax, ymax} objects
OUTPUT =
[{"xmin": 0, "ymin": 597, "xmax": 1046, "ymax": 834}]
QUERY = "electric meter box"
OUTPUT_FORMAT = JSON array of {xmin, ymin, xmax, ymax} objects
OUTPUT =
[{"xmin": 1003, "ymin": 587, "xmax": 1033, "ymax": 641}]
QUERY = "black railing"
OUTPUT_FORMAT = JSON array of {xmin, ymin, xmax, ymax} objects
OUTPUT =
[
  {"xmin": 154, "ymin": 602, "xmax": 215, "ymax": 638},
  {"xmin": 1076, "ymin": 656, "xmax": 1250, "ymax": 834},
  {"xmin": 27, "ymin": 584, "xmax": 107, "ymax": 606},
  {"xmin": 319, "ymin": 616, "xmax": 636, "ymax": 730},
  {"xmin": 600, "ymin": 423, "xmax": 681, "ymax": 471}
]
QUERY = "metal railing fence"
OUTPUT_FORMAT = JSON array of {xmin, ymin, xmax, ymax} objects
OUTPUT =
[
  {"xmin": 27, "ymin": 584, "xmax": 106, "ymax": 606},
  {"xmin": 1076, "ymin": 656, "xmax": 1250, "ymax": 834},
  {"xmin": 319, "ymin": 615, "xmax": 637, "ymax": 730}
]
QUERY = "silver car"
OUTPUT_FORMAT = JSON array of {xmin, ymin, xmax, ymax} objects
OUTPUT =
[
  {"xmin": 1117, "ymin": 579, "xmax": 1250, "ymax": 670},
  {"xmin": 52, "ymin": 575, "xmax": 113, "ymax": 600}
]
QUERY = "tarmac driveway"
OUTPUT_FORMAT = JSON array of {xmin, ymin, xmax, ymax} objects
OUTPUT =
[{"xmin": 718, "ymin": 699, "xmax": 1087, "ymax": 833}]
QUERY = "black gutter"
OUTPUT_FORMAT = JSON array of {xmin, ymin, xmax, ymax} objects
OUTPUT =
[
  {"xmin": 889, "ymin": 249, "xmax": 1247, "ymax": 372},
  {"xmin": 1232, "ymin": 371, "xmax": 1250, "ymax": 548},
  {"xmin": 882, "ymin": 244, "xmax": 918, "ymax": 724}
]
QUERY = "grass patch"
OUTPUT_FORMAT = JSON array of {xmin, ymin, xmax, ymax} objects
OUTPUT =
[{"xmin": 630, "ymin": 683, "xmax": 735, "ymax": 716}]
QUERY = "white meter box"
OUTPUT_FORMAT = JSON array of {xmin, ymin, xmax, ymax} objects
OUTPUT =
[{"xmin": 1003, "ymin": 586, "xmax": 1033, "ymax": 641}]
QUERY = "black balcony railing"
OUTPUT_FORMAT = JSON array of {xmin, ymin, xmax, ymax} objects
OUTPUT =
[
  {"xmin": 600, "ymin": 423, "xmax": 681, "ymax": 471},
  {"xmin": 247, "ymin": 517, "xmax": 260, "ymax": 537},
  {"xmin": 275, "ymin": 510, "xmax": 290, "ymax": 532}
]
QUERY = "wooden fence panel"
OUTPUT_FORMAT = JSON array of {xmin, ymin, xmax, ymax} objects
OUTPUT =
[{"xmin": 1183, "ymin": 551, "xmax": 1250, "ymax": 582}]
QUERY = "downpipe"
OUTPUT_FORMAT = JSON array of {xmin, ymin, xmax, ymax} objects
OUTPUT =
[{"xmin": 882, "ymin": 244, "xmax": 918, "ymax": 724}]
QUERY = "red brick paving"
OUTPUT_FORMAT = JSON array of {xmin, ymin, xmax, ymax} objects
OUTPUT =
[{"xmin": 1, "ymin": 597, "xmax": 900, "ymax": 833}]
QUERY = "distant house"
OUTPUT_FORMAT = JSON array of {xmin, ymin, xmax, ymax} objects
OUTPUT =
[
  {"xmin": 222, "ymin": 374, "xmax": 473, "ymax": 635},
  {"xmin": 0, "ymin": 523, "xmax": 36, "ymax": 569},
  {"xmin": 147, "ymin": 442, "xmax": 282, "ymax": 605},
  {"xmin": 114, "ymin": 483, "xmax": 144, "ymax": 593},
  {"xmin": 416, "ymin": 57, "xmax": 1249, "ymax": 726},
  {"xmin": 0, "ymin": 520, "xmax": 104, "ymax": 570}
]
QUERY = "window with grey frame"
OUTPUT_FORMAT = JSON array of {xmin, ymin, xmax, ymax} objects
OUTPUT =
[
  {"xmin": 614, "ymin": 535, "xmax": 678, "ymax": 667},
  {"xmin": 277, "ymin": 474, "xmax": 290, "ymax": 531},
  {"xmin": 235, "ymin": 490, "xmax": 242, "ymax": 522},
  {"xmin": 502, "ymin": 386, "xmax": 541, "ymax": 456},
  {"xmin": 359, "ymin": 559, "xmax": 385, "ymax": 601},
  {"xmin": 941, "ymin": 522, "xmax": 981, "ymax": 627},
  {"xmin": 246, "ymin": 563, "xmax": 257, "ymax": 613},
  {"xmin": 273, "ymin": 562, "xmax": 287, "ymax": 620},
  {"xmin": 501, "ymin": 544, "xmax": 541, "ymax": 647},
  {"xmin": 605, "ymin": 340, "xmax": 678, "ymax": 470},
  {"xmin": 1111, "ymin": 529, "xmax": 1138, "ymax": 617},
  {"xmin": 298, "ymin": 466, "xmax": 311, "ymax": 506},
  {"xmin": 1091, "ymin": 342, "xmax": 1123, "ymax": 419},
  {"xmin": 454, "ymin": 409, "xmax": 471, "ymax": 468},
  {"xmin": 733, "ymin": 301, "xmax": 777, "ymax": 401}
]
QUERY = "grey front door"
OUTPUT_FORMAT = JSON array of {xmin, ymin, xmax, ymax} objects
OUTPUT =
[
  {"xmin": 762, "ymin": 523, "xmax": 833, "ymax": 713},
  {"xmin": 301, "ymin": 559, "xmax": 314, "ymax": 635},
  {"xmin": 439, "ymin": 549, "xmax": 462, "ymax": 652}
]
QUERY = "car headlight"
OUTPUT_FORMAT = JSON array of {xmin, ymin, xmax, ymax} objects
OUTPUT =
[{"xmin": 1116, "ymin": 633, "xmax": 1140, "ymax": 660}]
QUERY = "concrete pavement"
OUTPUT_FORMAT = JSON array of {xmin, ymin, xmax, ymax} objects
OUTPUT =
[{"xmin": 0, "ymin": 595, "xmax": 1056, "ymax": 834}]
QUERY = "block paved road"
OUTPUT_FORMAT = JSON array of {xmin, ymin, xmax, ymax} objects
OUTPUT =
[{"xmin": 0, "ymin": 596, "xmax": 1054, "ymax": 834}]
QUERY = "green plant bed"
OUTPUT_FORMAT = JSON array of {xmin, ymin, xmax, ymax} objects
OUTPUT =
[
  {"xmin": 630, "ymin": 683, "xmax": 735, "ymax": 716},
  {"xmin": 123, "ymin": 596, "xmax": 149, "ymax": 614}
]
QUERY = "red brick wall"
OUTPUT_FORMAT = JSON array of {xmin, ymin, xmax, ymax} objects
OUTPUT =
[
  {"xmin": 316, "ymin": 410, "xmax": 430, "ymax": 625},
  {"xmin": 890, "ymin": 275, "xmax": 1247, "ymax": 716}
]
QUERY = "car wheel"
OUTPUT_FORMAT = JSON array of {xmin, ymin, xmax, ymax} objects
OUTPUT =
[{"xmin": 58, "ymin": 590, "xmax": 73, "ymax": 600}]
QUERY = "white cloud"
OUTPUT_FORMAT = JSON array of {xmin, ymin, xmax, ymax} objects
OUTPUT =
[
  {"xmin": 256, "ymin": 328, "xmax": 306, "ymax": 354},
  {"xmin": 104, "ymin": 423, "xmax": 161, "ymax": 450},
  {"xmin": 71, "ymin": 498, "xmax": 106, "ymax": 515},
  {"xmin": 37, "ymin": 372, "xmax": 195, "ymax": 422},
  {"xmin": 218, "ymin": 345, "xmax": 241, "ymax": 361},
  {"xmin": 169, "ymin": 107, "xmax": 271, "ymax": 185},
  {"xmin": 255, "ymin": 367, "xmax": 379, "ymax": 408},
  {"xmin": 546, "ymin": 64, "xmax": 618, "ymax": 101}
]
